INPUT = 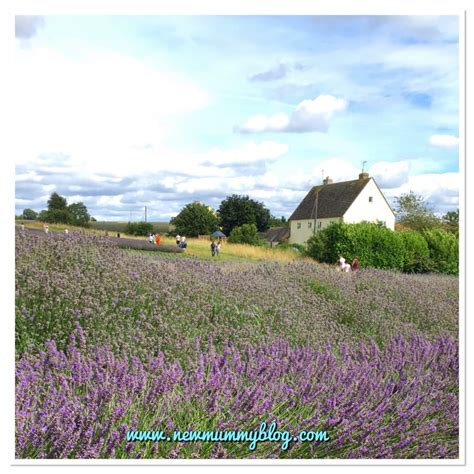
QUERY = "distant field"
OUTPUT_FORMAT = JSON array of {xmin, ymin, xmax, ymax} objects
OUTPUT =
[{"xmin": 90, "ymin": 221, "xmax": 171, "ymax": 234}]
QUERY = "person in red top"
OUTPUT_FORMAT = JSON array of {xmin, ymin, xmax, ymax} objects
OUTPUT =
[
  {"xmin": 352, "ymin": 257, "xmax": 360, "ymax": 272},
  {"xmin": 155, "ymin": 234, "xmax": 161, "ymax": 246}
]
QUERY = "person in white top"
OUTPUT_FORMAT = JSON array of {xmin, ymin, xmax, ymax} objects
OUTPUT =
[
  {"xmin": 176, "ymin": 234, "xmax": 181, "ymax": 246},
  {"xmin": 64, "ymin": 228, "xmax": 69, "ymax": 235},
  {"xmin": 216, "ymin": 242, "xmax": 221, "ymax": 256},
  {"xmin": 344, "ymin": 262, "xmax": 351, "ymax": 272},
  {"xmin": 149, "ymin": 233, "xmax": 154, "ymax": 244},
  {"xmin": 338, "ymin": 255, "xmax": 346, "ymax": 271}
]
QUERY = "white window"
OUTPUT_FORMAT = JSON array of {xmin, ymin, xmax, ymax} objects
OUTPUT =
[
  {"xmin": 369, "ymin": 196, "xmax": 373, "ymax": 202},
  {"xmin": 297, "ymin": 222, "xmax": 301, "ymax": 229},
  {"xmin": 308, "ymin": 222, "xmax": 312, "ymax": 228}
]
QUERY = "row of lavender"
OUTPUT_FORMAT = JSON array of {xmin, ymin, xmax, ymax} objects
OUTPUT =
[{"xmin": 15, "ymin": 232, "xmax": 459, "ymax": 458}]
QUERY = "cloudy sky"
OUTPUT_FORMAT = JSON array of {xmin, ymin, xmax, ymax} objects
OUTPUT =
[{"xmin": 14, "ymin": 15, "xmax": 460, "ymax": 221}]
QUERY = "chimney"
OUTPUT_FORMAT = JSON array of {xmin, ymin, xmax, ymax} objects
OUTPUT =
[
  {"xmin": 323, "ymin": 176, "xmax": 333, "ymax": 185},
  {"xmin": 359, "ymin": 172, "xmax": 369, "ymax": 180}
]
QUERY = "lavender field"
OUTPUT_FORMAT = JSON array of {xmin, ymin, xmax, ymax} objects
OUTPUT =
[{"xmin": 15, "ymin": 231, "xmax": 459, "ymax": 459}]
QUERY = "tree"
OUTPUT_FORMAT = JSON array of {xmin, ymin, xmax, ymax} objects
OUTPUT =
[
  {"xmin": 170, "ymin": 202, "xmax": 220, "ymax": 237},
  {"xmin": 394, "ymin": 192, "xmax": 441, "ymax": 231},
  {"xmin": 38, "ymin": 210, "xmax": 49, "ymax": 222},
  {"xmin": 227, "ymin": 223, "xmax": 264, "ymax": 246},
  {"xmin": 68, "ymin": 202, "xmax": 91, "ymax": 227},
  {"xmin": 47, "ymin": 192, "xmax": 68, "ymax": 211},
  {"xmin": 125, "ymin": 221, "xmax": 153, "ymax": 236},
  {"xmin": 443, "ymin": 209, "xmax": 459, "ymax": 234},
  {"xmin": 21, "ymin": 208, "xmax": 37, "ymax": 220},
  {"xmin": 218, "ymin": 194, "xmax": 271, "ymax": 235},
  {"xmin": 268, "ymin": 215, "xmax": 288, "ymax": 228}
]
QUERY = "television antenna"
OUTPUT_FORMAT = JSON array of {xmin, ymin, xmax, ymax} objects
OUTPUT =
[{"xmin": 361, "ymin": 160, "xmax": 367, "ymax": 173}]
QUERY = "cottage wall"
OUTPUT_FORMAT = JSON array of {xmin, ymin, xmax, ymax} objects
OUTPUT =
[
  {"xmin": 343, "ymin": 179, "xmax": 395, "ymax": 230},
  {"xmin": 289, "ymin": 217, "xmax": 342, "ymax": 245}
]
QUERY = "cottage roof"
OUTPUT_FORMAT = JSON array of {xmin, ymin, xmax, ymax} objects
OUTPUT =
[
  {"xmin": 260, "ymin": 226, "xmax": 290, "ymax": 243},
  {"xmin": 289, "ymin": 178, "xmax": 371, "ymax": 220}
]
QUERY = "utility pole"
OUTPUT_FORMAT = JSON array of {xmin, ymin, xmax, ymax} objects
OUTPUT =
[{"xmin": 312, "ymin": 188, "xmax": 319, "ymax": 235}]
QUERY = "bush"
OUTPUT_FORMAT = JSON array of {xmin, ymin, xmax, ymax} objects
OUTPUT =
[
  {"xmin": 423, "ymin": 228, "xmax": 459, "ymax": 275},
  {"xmin": 306, "ymin": 222, "xmax": 458, "ymax": 275},
  {"xmin": 307, "ymin": 223, "xmax": 405, "ymax": 271},
  {"xmin": 125, "ymin": 221, "xmax": 154, "ymax": 237},
  {"xmin": 399, "ymin": 230, "xmax": 431, "ymax": 273},
  {"xmin": 228, "ymin": 224, "xmax": 264, "ymax": 246}
]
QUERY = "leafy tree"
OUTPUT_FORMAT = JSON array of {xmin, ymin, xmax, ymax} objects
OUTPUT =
[
  {"xmin": 45, "ymin": 209, "xmax": 73, "ymax": 224},
  {"xmin": 170, "ymin": 202, "xmax": 220, "ymax": 237},
  {"xmin": 21, "ymin": 208, "xmax": 37, "ymax": 220},
  {"xmin": 125, "ymin": 221, "xmax": 154, "ymax": 236},
  {"xmin": 443, "ymin": 209, "xmax": 459, "ymax": 234},
  {"xmin": 68, "ymin": 202, "xmax": 91, "ymax": 227},
  {"xmin": 47, "ymin": 192, "xmax": 68, "ymax": 212},
  {"xmin": 227, "ymin": 223, "xmax": 264, "ymax": 246},
  {"xmin": 268, "ymin": 215, "xmax": 288, "ymax": 228},
  {"xmin": 218, "ymin": 194, "xmax": 270, "ymax": 235},
  {"xmin": 394, "ymin": 192, "xmax": 441, "ymax": 231},
  {"xmin": 38, "ymin": 210, "xmax": 49, "ymax": 222}
]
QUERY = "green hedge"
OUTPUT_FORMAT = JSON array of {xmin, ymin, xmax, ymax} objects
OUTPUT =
[
  {"xmin": 422, "ymin": 228, "xmax": 459, "ymax": 275},
  {"xmin": 306, "ymin": 222, "xmax": 458, "ymax": 275}
]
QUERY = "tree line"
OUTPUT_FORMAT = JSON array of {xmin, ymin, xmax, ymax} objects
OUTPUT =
[
  {"xmin": 169, "ymin": 195, "xmax": 280, "ymax": 244},
  {"xmin": 18, "ymin": 192, "xmax": 92, "ymax": 227}
]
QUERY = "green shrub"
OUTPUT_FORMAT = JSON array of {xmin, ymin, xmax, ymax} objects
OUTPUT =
[
  {"xmin": 125, "ymin": 221, "xmax": 154, "ymax": 236},
  {"xmin": 399, "ymin": 230, "xmax": 430, "ymax": 273},
  {"xmin": 423, "ymin": 228, "xmax": 459, "ymax": 275},
  {"xmin": 228, "ymin": 224, "xmax": 264, "ymax": 246},
  {"xmin": 308, "ymin": 222, "xmax": 405, "ymax": 270}
]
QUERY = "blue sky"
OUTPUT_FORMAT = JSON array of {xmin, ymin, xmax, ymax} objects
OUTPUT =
[{"xmin": 14, "ymin": 15, "xmax": 459, "ymax": 221}]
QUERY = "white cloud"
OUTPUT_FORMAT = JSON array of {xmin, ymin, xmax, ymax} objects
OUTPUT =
[
  {"xmin": 202, "ymin": 141, "xmax": 288, "ymax": 167},
  {"xmin": 236, "ymin": 95, "xmax": 347, "ymax": 133},
  {"xmin": 14, "ymin": 48, "xmax": 210, "ymax": 176},
  {"xmin": 383, "ymin": 172, "xmax": 459, "ymax": 214},
  {"xmin": 369, "ymin": 161, "xmax": 410, "ymax": 189},
  {"xmin": 429, "ymin": 134, "xmax": 459, "ymax": 148}
]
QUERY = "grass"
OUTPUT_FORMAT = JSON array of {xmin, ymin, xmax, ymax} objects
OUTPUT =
[{"xmin": 17, "ymin": 221, "xmax": 306, "ymax": 263}]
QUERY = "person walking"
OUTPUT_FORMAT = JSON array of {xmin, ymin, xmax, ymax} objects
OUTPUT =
[
  {"xmin": 180, "ymin": 236, "xmax": 187, "ymax": 249},
  {"xmin": 211, "ymin": 240, "xmax": 216, "ymax": 257},
  {"xmin": 64, "ymin": 228, "xmax": 69, "ymax": 235},
  {"xmin": 216, "ymin": 242, "xmax": 221, "ymax": 257},
  {"xmin": 352, "ymin": 257, "xmax": 360, "ymax": 273},
  {"xmin": 176, "ymin": 234, "xmax": 181, "ymax": 246},
  {"xmin": 20, "ymin": 223, "xmax": 25, "ymax": 232},
  {"xmin": 155, "ymin": 233, "xmax": 161, "ymax": 246},
  {"xmin": 148, "ymin": 233, "xmax": 154, "ymax": 244},
  {"xmin": 44, "ymin": 224, "xmax": 49, "ymax": 234}
]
